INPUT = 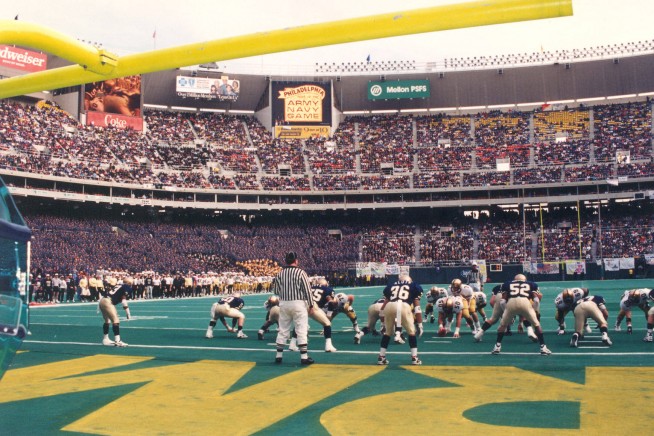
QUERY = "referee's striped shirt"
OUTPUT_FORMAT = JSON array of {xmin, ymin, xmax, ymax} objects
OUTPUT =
[{"xmin": 272, "ymin": 266, "xmax": 313, "ymax": 307}]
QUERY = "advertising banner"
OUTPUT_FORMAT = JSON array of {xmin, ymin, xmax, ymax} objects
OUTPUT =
[
  {"xmin": 565, "ymin": 260, "xmax": 586, "ymax": 275},
  {"xmin": 274, "ymin": 125, "xmax": 330, "ymax": 139},
  {"xmin": 527, "ymin": 262, "xmax": 559, "ymax": 274},
  {"xmin": 603, "ymin": 258, "xmax": 620, "ymax": 271},
  {"xmin": 84, "ymin": 75, "xmax": 142, "ymax": 117},
  {"xmin": 0, "ymin": 45, "xmax": 47, "ymax": 72},
  {"xmin": 272, "ymin": 81, "xmax": 332, "ymax": 126},
  {"xmin": 619, "ymin": 257, "xmax": 635, "ymax": 270},
  {"xmin": 367, "ymin": 79, "xmax": 430, "ymax": 100},
  {"xmin": 86, "ymin": 111, "xmax": 144, "ymax": 131},
  {"xmin": 175, "ymin": 75, "xmax": 240, "ymax": 101}
]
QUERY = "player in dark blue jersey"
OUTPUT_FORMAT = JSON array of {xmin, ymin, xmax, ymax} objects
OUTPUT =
[
  {"xmin": 570, "ymin": 294, "xmax": 612, "ymax": 347},
  {"xmin": 205, "ymin": 292, "xmax": 247, "ymax": 339},
  {"xmin": 377, "ymin": 275, "xmax": 424, "ymax": 365},
  {"xmin": 491, "ymin": 274, "xmax": 551, "ymax": 355},
  {"xmin": 98, "ymin": 277, "xmax": 132, "ymax": 347},
  {"xmin": 354, "ymin": 297, "xmax": 386, "ymax": 344}
]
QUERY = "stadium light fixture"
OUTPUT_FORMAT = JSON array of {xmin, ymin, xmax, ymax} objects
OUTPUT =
[
  {"xmin": 199, "ymin": 108, "xmax": 226, "ymax": 113},
  {"xmin": 342, "ymin": 111, "xmax": 367, "ymax": 115},
  {"xmin": 429, "ymin": 107, "xmax": 457, "ymax": 112},
  {"xmin": 229, "ymin": 109, "xmax": 255, "ymax": 114},
  {"xmin": 170, "ymin": 106, "xmax": 197, "ymax": 111},
  {"xmin": 516, "ymin": 102, "xmax": 545, "ymax": 107},
  {"xmin": 606, "ymin": 93, "xmax": 637, "ymax": 100},
  {"xmin": 546, "ymin": 99, "xmax": 574, "ymax": 104},
  {"xmin": 400, "ymin": 108, "xmax": 429, "ymax": 113},
  {"xmin": 459, "ymin": 105, "xmax": 486, "ymax": 110},
  {"xmin": 371, "ymin": 110, "xmax": 398, "ymax": 114},
  {"xmin": 143, "ymin": 104, "xmax": 168, "ymax": 109},
  {"xmin": 0, "ymin": 0, "xmax": 573, "ymax": 99},
  {"xmin": 487, "ymin": 103, "xmax": 516, "ymax": 109},
  {"xmin": 637, "ymin": 91, "xmax": 654, "ymax": 97},
  {"xmin": 576, "ymin": 96, "xmax": 606, "ymax": 103}
]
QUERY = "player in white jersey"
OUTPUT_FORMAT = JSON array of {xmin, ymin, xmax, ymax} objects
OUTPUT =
[
  {"xmin": 472, "ymin": 291, "xmax": 488, "ymax": 322},
  {"xmin": 257, "ymin": 295, "xmax": 280, "ymax": 340},
  {"xmin": 354, "ymin": 297, "xmax": 386, "ymax": 344},
  {"xmin": 449, "ymin": 279, "xmax": 477, "ymax": 333},
  {"xmin": 615, "ymin": 289, "xmax": 651, "ymax": 334},
  {"xmin": 436, "ymin": 296, "xmax": 464, "ymax": 338},
  {"xmin": 424, "ymin": 286, "xmax": 449, "ymax": 324},
  {"xmin": 328, "ymin": 292, "xmax": 360, "ymax": 334},
  {"xmin": 554, "ymin": 288, "xmax": 588, "ymax": 335}
]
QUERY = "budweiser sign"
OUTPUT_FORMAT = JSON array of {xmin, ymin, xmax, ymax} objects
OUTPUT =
[
  {"xmin": 86, "ymin": 111, "xmax": 144, "ymax": 131},
  {"xmin": 0, "ymin": 45, "xmax": 47, "ymax": 72}
]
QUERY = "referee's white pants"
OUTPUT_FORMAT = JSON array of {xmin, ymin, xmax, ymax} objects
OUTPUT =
[{"xmin": 276, "ymin": 300, "xmax": 310, "ymax": 346}]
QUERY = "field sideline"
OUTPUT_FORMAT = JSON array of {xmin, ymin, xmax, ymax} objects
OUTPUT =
[{"xmin": 2, "ymin": 280, "xmax": 654, "ymax": 434}]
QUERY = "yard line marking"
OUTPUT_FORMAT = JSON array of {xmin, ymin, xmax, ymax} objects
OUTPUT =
[{"xmin": 23, "ymin": 340, "xmax": 654, "ymax": 356}]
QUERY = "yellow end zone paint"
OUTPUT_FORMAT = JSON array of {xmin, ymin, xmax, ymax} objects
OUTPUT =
[{"xmin": 3, "ymin": 356, "xmax": 651, "ymax": 433}]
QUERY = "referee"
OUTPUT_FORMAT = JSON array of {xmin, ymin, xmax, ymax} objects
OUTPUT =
[{"xmin": 272, "ymin": 251, "xmax": 315, "ymax": 365}]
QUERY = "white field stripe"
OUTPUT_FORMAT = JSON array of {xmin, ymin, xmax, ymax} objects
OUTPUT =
[{"xmin": 22, "ymin": 340, "xmax": 654, "ymax": 356}]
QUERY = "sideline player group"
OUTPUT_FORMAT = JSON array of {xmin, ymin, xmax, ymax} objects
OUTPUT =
[{"xmin": 97, "ymin": 263, "xmax": 654, "ymax": 365}]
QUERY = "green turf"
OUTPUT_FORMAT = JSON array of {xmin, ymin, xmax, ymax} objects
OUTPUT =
[{"xmin": 2, "ymin": 279, "xmax": 653, "ymax": 434}]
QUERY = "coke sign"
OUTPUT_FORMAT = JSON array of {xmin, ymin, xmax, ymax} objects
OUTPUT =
[
  {"xmin": 86, "ymin": 111, "xmax": 143, "ymax": 131},
  {"xmin": 0, "ymin": 45, "xmax": 47, "ymax": 72}
]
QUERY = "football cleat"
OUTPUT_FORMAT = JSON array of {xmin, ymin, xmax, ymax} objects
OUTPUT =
[
  {"xmin": 288, "ymin": 343, "xmax": 299, "ymax": 352},
  {"xmin": 643, "ymin": 334, "xmax": 653, "ymax": 343},
  {"xmin": 301, "ymin": 357, "xmax": 315, "ymax": 365},
  {"xmin": 237, "ymin": 331, "xmax": 248, "ymax": 339},
  {"xmin": 627, "ymin": 326, "xmax": 633, "ymax": 334},
  {"xmin": 205, "ymin": 331, "xmax": 214, "ymax": 339},
  {"xmin": 585, "ymin": 324, "xmax": 593, "ymax": 334},
  {"xmin": 102, "ymin": 338, "xmax": 114, "ymax": 346},
  {"xmin": 504, "ymin": 329, "xmax": 513, "ymax": 336},
  {"xmin": 491, "ymin": 344, "xmax": 502, "ymax": 355},
  {"xmin": 527, "ymin": 326, "xmax": 538, "ymax": 343},
  {"xmin": 377, "ymin": 355, "xmax": 389, "ymax": 365},
  {"xmin": 274, "ymin": 357, "xmax": 282, "ymax": 364},
  {"xmin": 614, "ymin": 324, "xmax": 621, "ymax": 332},
  {"xmin": 114, "ymin": 340, "xmax": 128, "ymax": 347},
  {"xmin": 602, "ymin": 334, "xmax": 613, "ymax": 346},
  {"xmin": 394, "ymin": 333, "xmax": 405, "ymax": 344},
  {"xmin": 353, "ymin": 332, "xmax": 362, "ymax": 344},
  {"xmin": 257, "ymin": 330, "xmax": 264, "ymax": 340},
  {"xmin": 570, "ymin": 333, "xmax": 579, "ymax": 348},
  {"xmin": 325, "ymin": 345, "xmax": 337, "ymax": 352},
  {"xmin": 540, "ymin": 345, "xmax": 552, "ymax": 355},
  {"xmin": 429, "ymin": 315, "xmax": 435, "ymax": 324},
  {"xmin": 557, "ymin": 328, "xmax": 565, "ymax": 336},
  {"xmin": 411, "ymin": 356, "xmax": 422, "ymax": 365},
  {"xmin": 473, "ymin": 329, "xmax": 484, "ymax": 342}
]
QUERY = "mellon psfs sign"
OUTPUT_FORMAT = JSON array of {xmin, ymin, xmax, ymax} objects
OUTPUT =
[{"xmin": 367, "ymin": 79, "xmax": 430, "ymax": 100}]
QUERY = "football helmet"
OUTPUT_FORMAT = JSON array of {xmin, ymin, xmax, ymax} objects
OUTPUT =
[
  {"xmin": 451, "ymin": 279, "xmax": 462, "ymax": 290},
  {"xmin": 628, "ymin": 290, "xmax": 641, "ymax": 303},
  {"xmin": 268, "ymin": 295, "xmax": 279, "ymax": 305},
  {"xmin": 399, "ymin": 274, "xmax": 412, "ymax": 283},
  {"xmin": 514, "ymin": 274, "xmax": 527, "ymax": 282},
  {"xmin": 318, "ymin": 278, "xmax": 329, "ymax": 286},
  {"xmin": 562, "ymin": 289, "xmax": 575, "ymax": 304},
  {"xmin": 445, "ymin": 296, "xmax": 455, "ymax": 311}
]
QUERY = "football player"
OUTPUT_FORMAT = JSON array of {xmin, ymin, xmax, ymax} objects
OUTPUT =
[
  {"xmin": 449, "ymin": 279, "xmax": 477, "ymax": 333},
  {"xmin": 328, "ymin": 291, "xmax": 360, "ymax": 334},
  {"xmin": 472, "ymin": 291, "xmax": 488, "ymax": 322},
  {"xmin": 424, "ymin": 286, "xmax": 449, "ymax": 324},
  {"xmin": 377, "ymin": 274, "xmax": 424, "ymax": 365},
  {"xmin": 554, "ymin": 287, "xmax": 588, "ymax": 335},
  {"xmin": 436, "ymin": 295, "xmax": 464, "ymax": 338},
  {"xmin": 614, "ymin": 289, "xmax": 651, "ymax": 334},
  {"xmin": 644, "ymin": 289, "xmax": 654, "ymax": 342},
  {"xmin": 98, "ymin": 276, "xmax": 131, "ymax": 347},
  {"xmin": 354, "ymin": 297, "xmax": 385, "ymax": 344},
  {"xmin": 257, "ymin": 295, "xmax": 280, "ymax": 340},
  {"xmin": 491, "ymin": 274, "xmax": 551, "ymax": 355},
  {"xmin": 570, "ymin": 294, "xmax": 612, "ymax": 347},
  {"xmin": 474, "ymin": 284, "xmax": 524, "ymax": 342},
  {"xmin": 305, "ymin": 278, "xmax": 337, "ymax": 352},
  {"xmin": 205, "ymin": 292, "xmax": 247, "ymax": 339}
]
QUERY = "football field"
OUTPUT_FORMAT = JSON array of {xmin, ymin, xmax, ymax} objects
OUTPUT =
[{"xmin": 2, "ymin": 280, "xmax": 654, "ymax": 435}]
